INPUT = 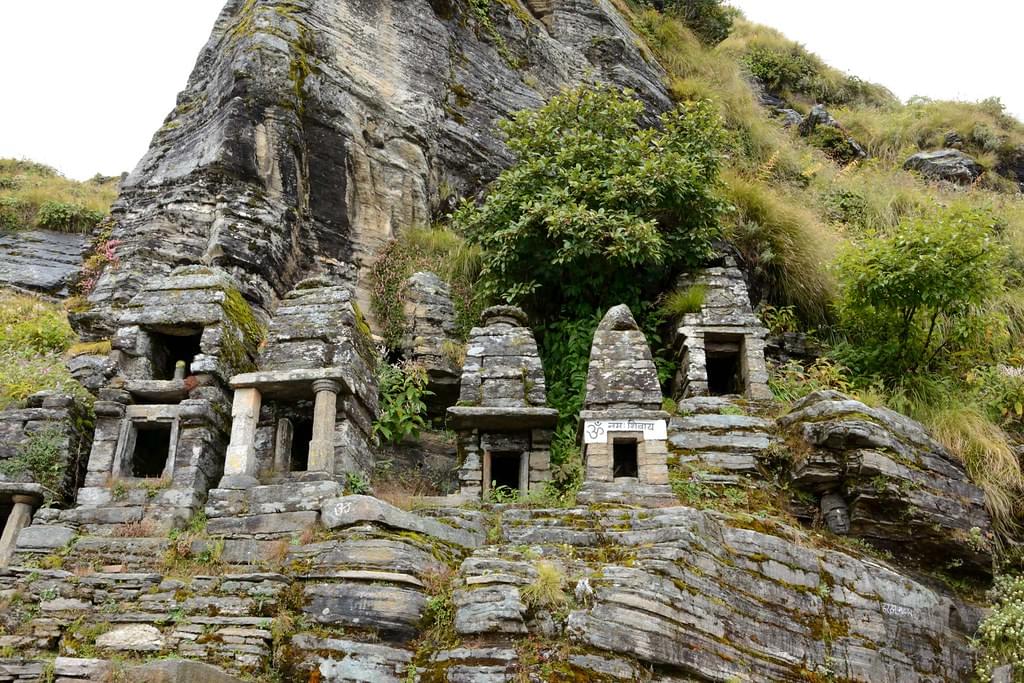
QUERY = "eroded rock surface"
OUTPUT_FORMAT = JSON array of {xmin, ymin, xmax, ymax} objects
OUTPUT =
[
  {"xmin": 780, "ymin": 390, "xmax": 993, "ymax": 575},
  {"xmin": 0, "ymin": 229, "xmax": 85, "ymax": 297},
  {"xmin": 904, "ymin": 148, "xmax": 984, "ymax": 184},
  {"xmin": 80, "ymin": 0, "xmax": 670, "ymax": 336}
]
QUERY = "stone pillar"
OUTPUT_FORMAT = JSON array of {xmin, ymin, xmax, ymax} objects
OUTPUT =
[
  {"xmin": 0, "ymin": 496, "xmax": 35, "ymax": 567},
  {"xmin": 309, "ymin": 379, "xmax": 342, "ymax": 475},
  {"xmin": 274, "ymin": 418, "xmax": 294, "ymax": 474},
  {"xmin": 220, "ymin": 387, "xmax": 262, "ymax": 488}
]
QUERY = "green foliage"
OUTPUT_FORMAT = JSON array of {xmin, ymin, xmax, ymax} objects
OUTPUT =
[
  {"xmin": 807, "ymin": 125, "xmax": 862, "ymax": 165},
  {"xmin": 345, "ymin": 472, "xmax": 371, "ymax": 495},
  {"xmin": 723, "ymin": 171, "xmax": 836, "ymax": 323},
  {"xmin": 369, "ymin": 226, "xmax": 485, "ymax": 351},
  {"xmin": 969, "ymin": 366, "xmax": 1024, "ymax": 432},
  {"xmin": 724, "ymin": 19, "xmax": 894, "ymax": 108},
  {"xmin": 452, "ymin": 85, "xmax": 728, "ymax": 315},
  {"xmin": 658, "ymin": 0, "xmax": 733, "ymax": 45},
  {"xmin": 658, "ymin": 285, "xmax": 706, "ymax": 320},
  {"xmin": 35, "ymin": 201, "xmax": 104, "ymax": 233},
  {"xmin": 757, "ymin": 303, "xmax": 799, "ymax": 335},
  {"xmin": 975, "ymin": 573, "xmax": 1024, "ymax": 679},
  {"xmin": 0, "ymin": 427, "xmax": 66, "ymax": 502},
  {"xmin": 834, "ymin": 208, "xmax": 1006, "ymax": 380},
  {"xmin": 768, "ymin": 358, "xmax": 851, "ymax": 403},
  {"xmin": 0, "ymin": 159, "xmax": 117, "ymax": 233},
  {"xmin": 0, "ymin": 290, "xmax": 90, "ymax": 409},
  {"xmin": 373, "ymin": 362, "xmax": 433, "ymax": 445}
]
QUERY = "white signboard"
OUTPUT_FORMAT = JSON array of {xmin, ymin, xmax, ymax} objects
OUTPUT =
[{"xmin": 584, "ymin": 419, "xmax": 667, "ymax": 444}]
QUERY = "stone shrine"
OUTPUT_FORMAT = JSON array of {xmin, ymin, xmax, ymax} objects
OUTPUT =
[
  {"xmin": 577, "ymin": 305, "xmax": 673, "ymax": 504},
  {"xmin": 672, "ymin": 260, "xmax": 772, "ymax": 401},
  {"xmin": 447, "ymin": 306, "xmax": 557, "ymax": 498},
  {"xmin": 59, "ymin": 266, "xmax": 263, "ymax": 532},
  {"xmin": 202, "ymin": 279, "xmax": 378, "ymax": 535}
]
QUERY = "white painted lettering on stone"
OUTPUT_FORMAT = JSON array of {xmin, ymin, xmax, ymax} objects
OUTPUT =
[
  {"xmin": 584, "ymin": 419, "xmax": 667, "ymax": 444},
  {"xmin": 881, "ymin": 603, "xmax": 912, "ymax": 617}
]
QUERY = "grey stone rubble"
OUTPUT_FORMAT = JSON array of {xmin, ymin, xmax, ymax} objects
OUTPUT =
[
  {"xmin": 448, "ymin": 306, "xmax": 557, "ymax": 499},
  {"xmin": 780, "ymin": 390, "xmax": 994, "ymax": 575},
  {"xmin": 672, "ymin": 261, "xmax": 773, "ymax": 401},
  {"xmin": 0, "ymin": 230, "xmax": 86, "ymax": 297},
  {"xmin": 401, "ymin": 271, "xmax": 462, "ymax": 417},
  {"xmin": 904, "ymin": 148, "xmax": 985, "ymax": 184}
]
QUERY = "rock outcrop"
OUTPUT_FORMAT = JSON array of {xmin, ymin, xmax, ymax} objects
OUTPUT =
[
  {"xmin": 0, "ymin": 230, "xmax": 85, "ymax": 297},
  {"xmin": 401, "ymin": 271, "xmax": 461, "ymax": 416},
  {"xmin": 79, "ymin": 0, "xmax": 671, "ymax": 338},
  {"xmin": 779, "ymin": 390, "xmax": 993, "ymax": 576},
  {"xmin": 904, "ymin": 148, "xmax": 984, "ymax": 184}
]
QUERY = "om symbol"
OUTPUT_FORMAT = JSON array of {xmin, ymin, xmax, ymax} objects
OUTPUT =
[{"xmin": 586, "ymin": 421, "xmax": 605, "ymax": 441}]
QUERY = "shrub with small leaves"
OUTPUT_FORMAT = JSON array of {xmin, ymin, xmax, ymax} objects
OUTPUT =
[
  {"xmin": 0, "ymin": 427, "xmax": 67, "ymax": 502},
  {"xmin": 35, "ymin": 201, "xmax": 104, "ymax": 233},
  {"xmin": 373, "ymin": 362, "xmax": 433, "ymax": 445},
  {"xmin": 975, "ymin": 573, "xmax": 1024, "ymax": 679}
]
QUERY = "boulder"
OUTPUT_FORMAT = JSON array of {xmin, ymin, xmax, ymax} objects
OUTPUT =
[
  {"xmin": 904, "ymin": 148, "xmax": 984, "ymax": 184},
  {"xmin": 799, "ymin": 104, "xmax": 867, "ymax": 162},
  {"xmin": 321, "ymin": 495, "xmax": 484, "ymax": 548},
  {"xmin": 996, "ymin": 145, "xmax": 1024, "ymax": 188},
  {"xmin": 779, "ymin": 390, "xmax": 993, "ymax": 575}
]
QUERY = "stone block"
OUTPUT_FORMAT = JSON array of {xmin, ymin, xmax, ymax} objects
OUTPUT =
[
  {"xmin": 206, "ymin": 511, "xmax": 319, "ymax": 538},
  {"xmin": 322, "ymin": 495, "xmax": 484, "ymax": 548}
]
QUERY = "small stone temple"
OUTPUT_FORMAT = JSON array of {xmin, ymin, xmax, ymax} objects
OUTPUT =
[
  {"xmin": 447, "ymin": 306, "xmax": 558, "ymax": 499},
  {"xmin": 577, "ymin": 305, "xmax": 672, "ymax": 504},
  {"xmin": 62, "ymin": 266, "xmax": 263, "ymax": 532},
  {"xmin": 211, "ymin": 279, "xmax": 377, "ymax": 496},
  {"xmin": 672, "ymin": 260, "xmax": 772, "ymax": 401}
]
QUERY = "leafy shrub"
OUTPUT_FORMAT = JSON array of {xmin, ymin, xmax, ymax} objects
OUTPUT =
[
  {"xmin": 0, "ymin": 427, "xmax": 67, "ymax": 502},
  {"xmin": 373, "ymin": 362, "xmax": 432, "ymax": 445},
  {"xmin": 768, "ymin": 358, "xmax": 851, "ymax": 403},
  {"xmin": 742, "ymin": 44, "xmax": 816, "ymax": 96},
  {"xmin": 369, "ymin": 226, "xmax": 484, "ymax": 351},
  {"xmin": 968, "ymin": 365, "xmax": 1024, "ymax": 432},
  {"xmin": 35, "ymin": 201, "xmax": 104, "ymax": 233},
  {"xmin": 757, "ymin": 303, "xmax": 799, "ymax": 335},
  {"xmin": 658, "ymin": 0, "xmax": 733, "ymax": 45},
  {"xmin": 834, "ymin": 208, "xmax": 1005, "ymax": 381},
  {"xmin": 452, "ymin": 85, "xmax": 728, "ymax": 316},
  {"xmin": 975, "ymin": 573, "xmax": 1024, "ymax": 679},
  {"xmin": 0, "ymin": 291, "xmax": 76, "ymax": 354}
]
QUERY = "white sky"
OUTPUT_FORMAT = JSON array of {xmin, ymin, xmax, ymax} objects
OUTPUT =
[
  {"xmin": 729, "ymin": 1, "xmax": 1024, "ymax": 122},
  {"xmin": 0, "ymin": 2, "xmax": 1020, "ymax": 180}
]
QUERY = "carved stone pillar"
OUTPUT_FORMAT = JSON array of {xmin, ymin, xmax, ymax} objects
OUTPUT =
[
  {"xmin": 309, "ymin": 379, "xmax": 342, "ymax": 474},
  {"xmin": 220, "ymin": 387, "xmax": 262, "ymax": 488},
  {"xmin": 0, "ymin": 496, "xmax": 36, "ymax": 567}
]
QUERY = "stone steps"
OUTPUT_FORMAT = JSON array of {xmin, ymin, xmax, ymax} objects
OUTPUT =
[{"xmin": 668, "ymin": 399, "xmax": 777, "ymax": 477}]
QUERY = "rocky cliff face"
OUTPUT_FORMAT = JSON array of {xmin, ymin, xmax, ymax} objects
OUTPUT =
[{"xmin": 78, "ymin": 0, "xmax": 669, "ymax": 337}]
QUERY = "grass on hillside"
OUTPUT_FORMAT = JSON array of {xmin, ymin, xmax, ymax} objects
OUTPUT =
[
  {"xmin": 0, "ymin": 159, "xmax": 118, "ymax": 233},
  {"xmin": 0, "ymin": 289, "xmax": 91, "ymax": 409},
  {"xmin": 618, "ymin": 3, "xmax": 1024, "ymax": 539}
]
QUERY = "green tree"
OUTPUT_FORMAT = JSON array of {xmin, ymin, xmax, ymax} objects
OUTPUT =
[
  {"xmin": 834, "ymin": 208, "xmax": 1006, "ymax": 381},
  {"xmin": 452, "ymin": 85, "xmax": 728, "ymax": 319}
]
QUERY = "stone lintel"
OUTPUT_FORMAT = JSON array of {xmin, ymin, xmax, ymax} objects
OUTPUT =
[
  {"xmin": 229, "ymin": 368, "xmax": 354, "ymax": 400},
  {"xmin": 446, "ymin": 406, "xmax": 558, "ymax": 431}
]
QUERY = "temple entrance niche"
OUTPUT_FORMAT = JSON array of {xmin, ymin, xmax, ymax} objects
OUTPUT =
[
  {"xmin": 612, "ymin": 437, "xmax": 639, "ymax": 479},
  {"xmin": 672, "ymin": 261, "xmax": 772, "ymax": 401},
  {"xmin": 148, "ymin": 329, "xmax": 203, "ymax": 380},
  {"xmin": 485, "ymin": 451, "xmax": 528, "ymax": 496},
  {"xmin": 705, "ymin": 332, "xmax": 745, "ymax": 396}
]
